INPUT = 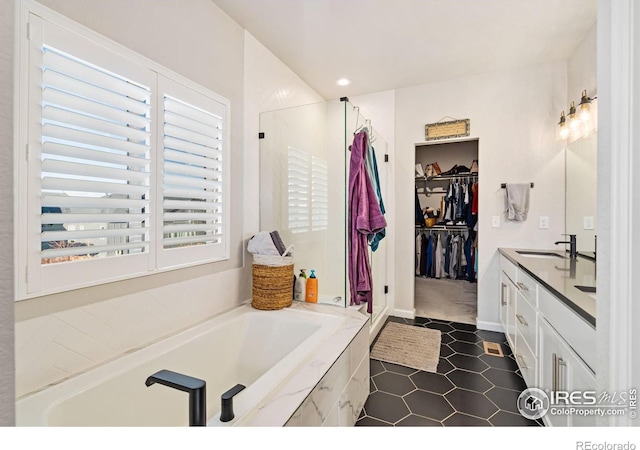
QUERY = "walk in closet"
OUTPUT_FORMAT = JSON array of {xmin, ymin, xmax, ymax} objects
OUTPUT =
[{"xmin": 414, "ymin": 139, "xmax": 478, "ymax": 324}]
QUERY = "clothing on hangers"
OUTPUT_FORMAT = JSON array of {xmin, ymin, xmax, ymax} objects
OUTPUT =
[
  {"xmin": 348, "ymin": 130, "xmax": 386, "ymax": 314},
  {"xmin": 420, "ymin": 233, "xmax": 428, "ymax": 276}
]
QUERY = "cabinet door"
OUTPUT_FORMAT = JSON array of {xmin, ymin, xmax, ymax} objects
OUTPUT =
[
  {"xmin": 538, "ymin": 318, "xmax": 569, "ymax": 427},
  {"xmin": 569, "ymin": 352, "xmax": 597, "ymax": 427}
]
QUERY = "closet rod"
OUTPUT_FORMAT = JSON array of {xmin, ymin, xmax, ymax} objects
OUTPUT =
[{"xmin": 501, "ymin": 183, "xmax": 534, "ymax": 188}]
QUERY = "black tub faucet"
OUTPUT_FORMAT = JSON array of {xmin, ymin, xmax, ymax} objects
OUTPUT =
[
  {"xmin": 220, "ymin": 384, "xmax": 246, "ymax": 422},
  {"xmin": 555, "ymin": 234, "xmax": 577, "ymax": 259},
  {"xmin": 145, "ymin": 369, "xmax": 207, "ymax": 426}
]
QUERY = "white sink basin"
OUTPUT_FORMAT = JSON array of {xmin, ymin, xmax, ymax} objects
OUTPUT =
[
  {"xmin": 575, "ymin": 285, "xmax": 596, "ymax": 300},
  {"xmin": 516, "ymin": 251, "xmax": 565, "ymax": 259}
]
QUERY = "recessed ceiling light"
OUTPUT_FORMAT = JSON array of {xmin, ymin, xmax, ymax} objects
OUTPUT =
[{"xmin": 336, "ymin": 78, "xmax": 350, "ymax": 86}]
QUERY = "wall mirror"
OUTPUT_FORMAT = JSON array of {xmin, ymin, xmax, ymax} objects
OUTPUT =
[{"xmin": 565, "ymin": 132, "xmax": 597, "ymax": 255}]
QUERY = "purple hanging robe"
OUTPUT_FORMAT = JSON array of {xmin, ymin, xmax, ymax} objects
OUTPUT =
[{"xmin": 348, "ymin": 131, "xmax": 387, "ymax": 313}]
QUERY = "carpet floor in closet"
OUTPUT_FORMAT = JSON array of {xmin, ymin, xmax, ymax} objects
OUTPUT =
[{"xmin": 414, "ymin": 277, "xmax": 477, "ymax": 325}]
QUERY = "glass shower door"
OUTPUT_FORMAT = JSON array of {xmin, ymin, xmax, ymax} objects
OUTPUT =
[{"xmin": 259, "ymin": 101, "xmax": 346, "ymax": 307}]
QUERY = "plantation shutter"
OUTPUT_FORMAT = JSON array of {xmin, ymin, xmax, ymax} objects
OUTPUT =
[
  {"xmin": 287, "ymin": 147, "xmax": 311, "ymax": 233},
  {"xmin": 157, "ymin": 77, "xmax": 229, "ymax": 268},
  {"xmin": 311, "ymin": 156, "xmax": 328, "ymax": 231},
  {"xmin": 26, "ymin": 15, "xmax": 154, "ymax": 295},
  {"xmin": 39, "ymin": 46, "xmax": 152, "ymax": 262},
  {"xmin": 21, "ymin": 14, "xmax": 231, "ymax": 298}
]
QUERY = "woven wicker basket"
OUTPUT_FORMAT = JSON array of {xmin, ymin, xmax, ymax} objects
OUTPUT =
[{"xmin": 251, "ymin": 254, "xmax": 294, "ymax": 310}]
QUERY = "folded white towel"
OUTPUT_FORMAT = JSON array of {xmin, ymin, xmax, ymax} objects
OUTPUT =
[
  {"xmin": 247, "ymin": 231, "xmax": 281, "ymax": 256},
  {"xmin": 506, "ymin": 183, "xmax": 530, "ymax": 221}
]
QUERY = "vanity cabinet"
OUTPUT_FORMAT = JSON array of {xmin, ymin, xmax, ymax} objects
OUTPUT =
[
  {"xmin": 539, "ymin": 318, "xmax": 597, "ymax": 427},
  {"xmin": 498, "ymin": 250, "xmax": 596, "ymax": 427}
]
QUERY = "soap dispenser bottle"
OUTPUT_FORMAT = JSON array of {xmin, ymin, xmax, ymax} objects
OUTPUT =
[
  {"xmin": 294, "ymin": 269, "xmax": 307, "ymax": 301},
  {"xmin": 305, "ymin": 270, "xmax": 318, "ymax": 303}
]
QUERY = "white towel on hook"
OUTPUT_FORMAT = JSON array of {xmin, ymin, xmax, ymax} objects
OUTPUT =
[{"xmin": 505, "ymin": 183, "xmax": 530, "ymax": 221}]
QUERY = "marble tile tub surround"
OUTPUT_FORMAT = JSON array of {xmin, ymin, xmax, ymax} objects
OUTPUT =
[
  {"xmin": 236, "ymin": 303, "xmax": 369, "ymax": 426},
  {"xmin": 17, "ymin": 300, "xmax": 368, "ymax": 427},
  {"xmin": 498, "ymin": 248, "xmax": 596, "ymax": 326}
]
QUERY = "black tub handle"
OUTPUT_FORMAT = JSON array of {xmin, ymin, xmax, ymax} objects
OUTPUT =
[{"xmin": 220, "ymin": 383, "xmax": 246, "ymax": 422}]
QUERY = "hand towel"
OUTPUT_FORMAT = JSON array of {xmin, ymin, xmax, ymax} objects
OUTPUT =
[
  {"xmin": 247, "ymin": 231, "xmax": 281, "ymax": 256},
  {"xmin": 505, "ymin": 183, "xmax": 530, "ymax": 221},
  {"xmin": 270, "ymin": 230, "xmax": 287, "ymax": 255}
]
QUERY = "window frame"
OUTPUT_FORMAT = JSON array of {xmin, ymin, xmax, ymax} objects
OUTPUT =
[{"xmin": 15, "ymin": 1, "xmax": 231, "ymax": 300}]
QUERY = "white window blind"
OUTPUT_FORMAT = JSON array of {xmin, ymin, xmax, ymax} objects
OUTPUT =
[
  {"xmin": 287, "ymin": 147, "xmax": 328, "ymax": 234},
  {"xmin": 40, "ymin": 46, "xmax": 152, "ymax": 264},
  {"xmin": 157, "ymin": 78, "xmax": 228, "ymax": 268},
  {"xmin": 311, "ymin": 156, "xmax": 328, "ymax": 231},
  {"xmin": 287, "ymin": 146, "xmax": 310, "ymax": 233},
  {"xmin": 18, "ymin": 11, "xmax": 230, "ymax": 299}
]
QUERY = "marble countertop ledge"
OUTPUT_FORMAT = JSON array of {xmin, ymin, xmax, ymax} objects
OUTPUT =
[
  {"xmin": 498, "ymin": 248, "xmax": 596, "ymax": 327},
  {"xmin": 233, "ymin": 301, "xmax": 369, "ymax": 426}
]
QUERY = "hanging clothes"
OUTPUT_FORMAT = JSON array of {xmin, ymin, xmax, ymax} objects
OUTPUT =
[
  {"xmin": 425, "ymin": 234, "xmax": 434, "ymax": 277},
  {"xmin": 348, "ymin": 130, "xmax": 387, "ymax": 313},
  {"xmin": 419, "ymin": 233, "xmax": 428, "ymax": 276},
  {"xmin": 465, "ymin": 236, "xmax": 474, "ymax": 282},
  {"xmin": 415, "ymin": 187, "xmax": 425, "ymax": 226},
  {"xmin": 466, "ymin": 180, "xmax": 476, "ymax": 229},
  {"xmin": 365, "ymin": 137, "xmax": 386, "ymax": 251},
  {"xmin": 472, "ymin": 182, "xmax": 479, "ymax": 215},
  {"xmin": 415, "ymin": 233, "xmax": 422, "ymax": 275},
  {"xmin": 435, "ymin": 233, "xmax": 444, "ymax": 279},
  {"xmin": 449, "ymin": 235, "xmax": 459, "ymax": 278},
  {"xmin": 444, "ymin": 234, "xmax": 451, "ymax": 275}
]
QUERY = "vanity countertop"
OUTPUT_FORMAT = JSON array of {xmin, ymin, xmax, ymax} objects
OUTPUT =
[{"xmin": 498, "ymin": 248, "xmax": 596, "ymax": 327}]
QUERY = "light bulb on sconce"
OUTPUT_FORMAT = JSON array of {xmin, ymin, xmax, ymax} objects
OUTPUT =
[
  {"xmin": 567, "ymin": 101, "xmax": 580, "ymax": 130},
  {"xmin": 556, "ymin": 111, "xmax": 570, "ymax": 141},
  {"xmin": 578, "ymin": 89, "xmax": 592, "ymax": 123}
]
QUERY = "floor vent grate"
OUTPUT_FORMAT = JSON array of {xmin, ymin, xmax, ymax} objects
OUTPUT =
[{"xmin": 483, "ymin": 341, "xmax": 504, "ymax": 357}]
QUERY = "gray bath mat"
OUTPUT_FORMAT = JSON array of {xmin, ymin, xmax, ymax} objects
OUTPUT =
[{"xmin": 371, "ymin": 322, "xmax": 441, "ymax": 372}]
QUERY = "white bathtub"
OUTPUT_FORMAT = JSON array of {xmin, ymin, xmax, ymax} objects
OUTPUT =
[{"xmin": 16, "ymin": 301, "xmax": 366, "ymax": 426}]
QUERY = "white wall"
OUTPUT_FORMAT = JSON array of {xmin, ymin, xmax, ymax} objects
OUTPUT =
[
  {"xmin": 243, "ymin": 31, "xmax": 324, "ymax": 239},
  {"xmin": 0, "ymin": 0, "xmax": 15, "ymax": 426},
  {"xmin": 394, "ymin": 62, "xmax": 567, "ymax": 327},
  {"xmin": 568, "ymin": 24, "xmax": 597, "ymax": 104},
  {"xmin": 13, "ymin": 2, "xmax": 322, "ymax": 398}
]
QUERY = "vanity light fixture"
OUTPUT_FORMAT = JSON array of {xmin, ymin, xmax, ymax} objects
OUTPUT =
[{"xmin": 556, "ymin": 89, "xmax": 597, "ymax": 142}]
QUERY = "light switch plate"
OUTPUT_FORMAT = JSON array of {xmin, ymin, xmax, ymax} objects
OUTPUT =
[
  {"xmin": 584, "ymin": 216, "xmax": 594, "ymax": 230},
  {"xmin": 539, "ymin": 216, "xmax": 549, "ymax": 229},
  {"xmin": 491, "ymin": 216, "xmax": 500, "ymax": 228}
]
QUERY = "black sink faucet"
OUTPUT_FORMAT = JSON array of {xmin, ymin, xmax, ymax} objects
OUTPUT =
[
  {"xmin": 145, "ymin": 369, "xmax": 207, "ymax": 426},
  {"xmin": 555, "ymin": 234, "xmax": 577, "ymax": 259}
]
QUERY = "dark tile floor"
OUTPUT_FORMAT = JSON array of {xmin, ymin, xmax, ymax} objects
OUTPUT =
[{"xmin": 355, "ymin": 316, "xmax": 543, "ymax": 427}]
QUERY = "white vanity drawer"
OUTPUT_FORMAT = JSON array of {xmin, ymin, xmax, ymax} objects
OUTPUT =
[
  {"xmin": 515, "ymin": 269, "xmax": 538, "ymax": 307},
  {"xmin": 538, "ymin": 285, "xmax": 596, "ymax": 372},
  {"xmin": 515, "ymin": 329, "xmax": 537, "ymax": 388},
  {"xmin": 515, "ymin": 291, "xmax": 538, "ymax": 353},
  {"xmin": 500, "ymin": 254, "xmax": 517, "ymax": 284}
]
